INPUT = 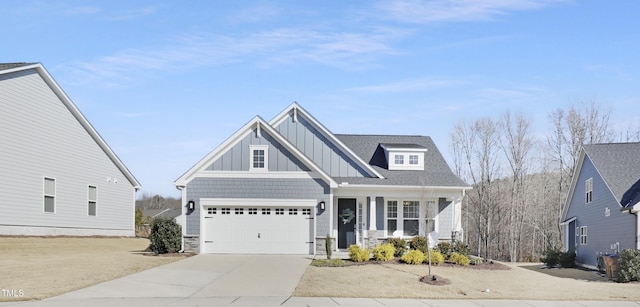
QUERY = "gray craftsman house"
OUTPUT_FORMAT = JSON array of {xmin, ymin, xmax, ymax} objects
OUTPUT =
[
  {"xmin": 175, "ymin": 103, "xmax": 470, "ymax": 254},
  {"xmin": 0, "ymin": 63, "xmax": 141, "ymax": 236},
  {"xmin": 561, "ymin": 142, "xmax": 640, "ymax": 268}
]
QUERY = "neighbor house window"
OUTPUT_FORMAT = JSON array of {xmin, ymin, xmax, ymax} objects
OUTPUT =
[
  {"xmin": 403, "ymin": 201, "xmax": 420, "ymax": 236},
  {"xmin": 585, "ymin": 178, "xmax": 593, "ymax": 204},
  {"xmin": 387, "ymin": 201, "xmax": 398, "ymax": 236},
  {"xmin": 579, "ymin": 226, "xmax": 587, "ymax": 245},
  {"xmin": 394, "ymin": 155, "xmax": 404, "ymax": 165},
  {"xmin": 249, "ymin": 145, "xmax": 268, "ymax": 171},
  {"xmin": 44, "ymin": 177, "xmax": 55, "ymax": 213},
  {"xmin": 409, "ymin": 155, "xmax": 419, "ymax": 165},
  {"xmin": 88, "ymin": 186, "xmax": 97, "ymax": 216}
]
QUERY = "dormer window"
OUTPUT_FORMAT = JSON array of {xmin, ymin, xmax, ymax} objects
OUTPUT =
[
  {"xmin": 394, "ymin": 155, "xmax": 404, "ymax": 165},
  {"xmin": 381, "ymin": 143, "xmax": 427, "ymax": 171},
  {"xmin": 409, "ymin": 155, "xmax": 419, "ymax": 165}
]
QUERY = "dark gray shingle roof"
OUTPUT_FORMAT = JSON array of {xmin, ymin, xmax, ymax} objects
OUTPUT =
[
  {"xmin": 0, "ymin": 62, "xmax": 35, "ymax": 71},
  {"xmin": 584, "ymin": 142, "xmax": 640, "ymax": 207},
  {"xmin": 335, "ymin": 134, "xmax": 468, "ymax": 187}
]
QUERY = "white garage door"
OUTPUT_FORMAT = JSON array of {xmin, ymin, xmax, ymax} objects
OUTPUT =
[{"xmin": 200, "ymin": 199, "xmax": 315, "ymax": 254}]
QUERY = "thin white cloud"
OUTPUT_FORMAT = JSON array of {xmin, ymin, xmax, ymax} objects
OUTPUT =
[
  {"xmin": 377, "ymin": 0, "xmax": 569, "ymax": 23},
  {"xmin": 348, "ymin": 77, "xmax": 465, "ymax": 93},
  {"xmin": 478, "ymin": 86, "xmax": 544, "ymax": 99},
  {"xmin": 64, "ymin": 26, "xmax": 407, "ymax": 87},
  {"xmin": 63, "ymin": 6, "xmax": 100, "ymax": 16},
  {"xmin": 107, "ymin": 6, "xmax": 158, "ymax": 21}
]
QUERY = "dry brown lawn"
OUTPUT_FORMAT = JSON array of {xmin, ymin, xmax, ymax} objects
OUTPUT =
[
  {"xmin": 294, "ymin": 261, "xmax": 640, "ymax": 300},
  {"xmin": 0, "ymin": 236, "xmax": 188, "ymax": 301}
]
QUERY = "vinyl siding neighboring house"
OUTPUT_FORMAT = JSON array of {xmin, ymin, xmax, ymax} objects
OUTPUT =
[
  {"xmin": 561, "ymin": 142, "xmax": 640, "ymax": 269},
  {"xmin": 0, "ymin": 63, "xmax": 141, "ymax": 236}
]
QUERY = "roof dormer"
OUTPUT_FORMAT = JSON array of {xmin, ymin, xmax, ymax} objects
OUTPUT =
[{"xmin": 380, "ymin": 143, "xmax": 428, "ymax": 171}]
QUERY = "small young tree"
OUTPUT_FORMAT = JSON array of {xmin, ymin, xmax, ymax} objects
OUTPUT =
[
  {"xmin": 325, "ymin": 234, "xmax": 332, "ymax": 260},
  {"xmin": 149, "ymin": 217, "xmax": 181, "ymax": 254}
]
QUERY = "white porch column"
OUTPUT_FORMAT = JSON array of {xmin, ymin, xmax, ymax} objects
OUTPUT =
[{"xmin": 369, "ymin": 197, "xmax": 377, "ymax": 230}]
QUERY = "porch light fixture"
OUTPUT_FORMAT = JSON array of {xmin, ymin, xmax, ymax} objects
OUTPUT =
[
  {"xmin": 319, "ymin": 201, "xmax": 325, "ymax": 211},
  {"xmin": 187, "ymin": 200, "xmax": 195, "ymax": 211}
]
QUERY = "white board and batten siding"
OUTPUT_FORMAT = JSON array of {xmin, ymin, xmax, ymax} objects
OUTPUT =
[
  {"xmin": 200, "ymin": 198, "xmax": 315, "ymax": 254},
  {"xmin": 0, "ymin": 66, "xmax": 139, "ymax": 236}
]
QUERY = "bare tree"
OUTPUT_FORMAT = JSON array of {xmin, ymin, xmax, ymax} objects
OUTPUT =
[
  {"xmin": 545, "ymin": 101, "xmax": 613, "ymax": 248},
  {"xmin": 500, "ymin": 111, "xmax": 534, "ymax": 262},
  {"xmin": 451, "ymin": 118, "xmax": 501, "ymax": 260}
]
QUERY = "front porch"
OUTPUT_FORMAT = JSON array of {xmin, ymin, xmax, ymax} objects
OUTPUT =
[{"xmin": 315, "ymin": 188, "xmax": 466, "ymax": 255}]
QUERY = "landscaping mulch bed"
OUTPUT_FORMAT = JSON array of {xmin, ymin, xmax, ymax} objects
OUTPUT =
[{"xmin": 420, "ymin": 275, "xmax": 451, "ymax": 285}]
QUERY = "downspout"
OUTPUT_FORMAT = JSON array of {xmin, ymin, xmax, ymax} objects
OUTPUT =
[
  {"xmin": 621, "ymin": 205, "xmax": 640, "ymax": 250},
  {"xmin": 177, "ymin": 185, "xmax": 185, "ymax": 253}
]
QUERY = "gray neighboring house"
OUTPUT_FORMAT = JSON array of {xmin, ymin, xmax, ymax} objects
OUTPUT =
[
  {"xmin": 561, "ymin": 142, "xmax": 640, "ymax": 269},
  {"xmin": 175, "ymin": 103, "xmax": 470, "ymax": 255},
  {"xmin": 0, "ymin": 63, "xmax": 141, "ymax": 236}
]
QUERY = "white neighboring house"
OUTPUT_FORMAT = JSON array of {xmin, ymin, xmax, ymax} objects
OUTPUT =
[{"xmin": 0, "ymin": 63, "xmax": 141, "ymax": 236}]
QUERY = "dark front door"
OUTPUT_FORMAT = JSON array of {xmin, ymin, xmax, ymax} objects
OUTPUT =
[
  {"xmin": 568, "ymin": 220, "xmax": 576, "ymax": 251},
  {"xmin": 338, "ymin": 198, "xmax": 356, "ymax": 249}
]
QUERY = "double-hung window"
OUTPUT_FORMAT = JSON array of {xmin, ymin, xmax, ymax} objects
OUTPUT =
[
  {"xmin": 394, "ymin": 155, "xmax": 404, "ymax": 165},
  {"xmin": 585, "ymin": 178, "xmax": 593, "ymax": 204},
  {"xmin": 249, "ymin": 145, "xmax": 268, "ymax": 171},
  {"xmin": 579, "ymin": 226, "xmax": 587, "ymax": 245},
  {"xmin": 403, "ymin": 201, "xmax": 419, "ymax": 236},
  {"xmin": 387, "ymin": 200, "xmax": 423, "ymax": 237},
  {"xmin": 387, "ymin": 201, "xmax": 398, "ymax": 236},
  {"xmin": 44, "ymin": 178, "xmax": 55, "ymax": 213},
  {"xmin": 88, "ymin": 186, "xmax": 97, "ymax": 216},
  {"xmin": 409, "ymin": 155, "xmax": 419, "ymax": 165}
]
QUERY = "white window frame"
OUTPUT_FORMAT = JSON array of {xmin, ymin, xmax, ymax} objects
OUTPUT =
[
  {"xmin": 249, "ymin": 145, "xmax": 268, "ymax": 172},
  {"xmin": 585, "ymin": 177, "xmax": 593, "ymax": 204},
  {"xmin": 425, "ymin": 200, "xmax": 436, "ymax": 233},
  {"xmin": 88, "ymin": 185, "xmax": 97, "ymax": 216},
  {"xmin": 409, "ymin": 154, "xmax": 419, "ymax": 165},
  {"xmin": 394, "ymin": 154, "xmax": 404, "ymax": 165},
  {"xmin": 43, "ymin": 177, "xmax": 56, "ymax": 213},
  {"xmin": 402, "ymin": 200, "xmax": 420, "ymax": 236},
  {"xmin": 579, "ymin": 226, "xmax": 587, "ymax": 245},
  {"xmin": 386, "ymin": 201, "xmax": 398, "ymax": 236},
  {"xmin": 385, "ymin": 199, "xmax": 426, "ymax": 237}
]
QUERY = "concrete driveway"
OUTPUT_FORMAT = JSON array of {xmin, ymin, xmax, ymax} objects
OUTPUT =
[
  {"xmin": 2, "ymin": 255, "xmax": 635, "ymax": 307},
  {"xmin": 52, "ymin": 254, "xmax": 312, "ymax": 299}
]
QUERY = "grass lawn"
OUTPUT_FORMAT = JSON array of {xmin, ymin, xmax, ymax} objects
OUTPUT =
[
  {"xmin": 294, "ymin": 260, "xmax": 640, "ymax": 300},
  {"xmin": 0, "ymin": 236, "xmax": 188, "ymax": 301}
]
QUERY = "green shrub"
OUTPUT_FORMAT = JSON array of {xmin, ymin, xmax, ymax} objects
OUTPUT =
[
  {"xmin": 386, "ymin": 237, "xmax": 407, "ymax": 257},
  {"xmin": 325, "ymin": 234, "xmax": 332, "ymax": 260},
  {"xmin": 426, "ymin": 249, "xmax": 444, "ymax": 265},
  {"xmin": 348, "ymin": 244, "xmax": 370, "ymax": 262},
  {"xmin": 558, "ymin": 250, "xmax": 576, "ymax": 268},
  {"xmin": 409, "ymin": 236, "xmax": 428, "ymax": 253},
  {"xmin": 450, "ymin": 252, "xmax": 470, "ymax": 266},
  {"xmin": 541, "ymin": 248, "xmax": 560, "ymax": 267},
  {"xmin": 311, "ymin": 259, "xmax": 347, "ymax": 267},
  {"xmin": 401, "ymin": 249, "xmax": 426, "ymax": 264},
  {"xmin": 454, "ymin": 241, "xmax": 469, "ymax": 257},
  {"xmin": 148, "ymin": 217, "xmax": 181, "ymax": 254},
  {"xmin": 469, "ymin": 256, "xmax": 483, "ymax": 265},
  {"xmin": 372, "ymin": 243, "xmax": 395, "ymax": 261},
  {"xmin": 437, "ymin": 242, "xmax": 452, "ymax": 260},
  {"xmin": 617, "ymin": 249, "xmax": 640, "ymax": 283}
]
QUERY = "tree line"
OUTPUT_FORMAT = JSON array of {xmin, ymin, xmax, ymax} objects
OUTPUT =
[{"xmin": 451, "ymin": 101, "xmax": 640, "ymax": 262}]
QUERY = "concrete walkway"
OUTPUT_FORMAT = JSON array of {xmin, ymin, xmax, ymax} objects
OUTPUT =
[{"xmin": 0, "ymin": 254, "xmax": 638, "ymax": 307}]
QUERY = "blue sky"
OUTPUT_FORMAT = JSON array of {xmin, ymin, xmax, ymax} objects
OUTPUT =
[{"xmin": 3, "ymin": 1, "xmax": 639, "ymax": 197}]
